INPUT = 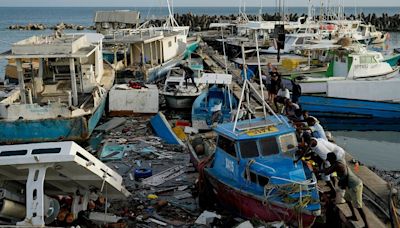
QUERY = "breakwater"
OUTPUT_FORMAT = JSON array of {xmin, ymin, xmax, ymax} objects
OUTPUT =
[{"xmin": 8, "ymin": 12, "xmax": 400, "ymax": 32}]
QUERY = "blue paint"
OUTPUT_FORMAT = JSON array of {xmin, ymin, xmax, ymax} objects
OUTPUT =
[
  {"xmin": 299, "ymin": 95, "xmax": 400, "ymax": 131},
  {"xmin": 150, "ymin": 112, "xmax": 183, "ymax": 145},
  {"xmin": 0, "ymin": 95, "xmax": 107, "ymax": 144},
  {"xmin": 192, "ymin": 85, "xmax": 238, "ymax": 130},
  {"xmin": 299, "ymin": 95, "xmax": 400, "ymax": 119},
  {"xmin": 88, "ymin": 96, "xmax": 107, "ymax": 133},
  {"xmin": 206, "ymin": 115, "xmax": 321, "ymax": 214},
  {"xmin": 384, "ymin": 53, "xmax": 400, "ymax": 67}
]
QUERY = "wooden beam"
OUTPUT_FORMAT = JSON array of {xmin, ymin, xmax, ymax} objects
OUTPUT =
[
  {"xmin": 16, "ymin": 59, "xmax": 26, "ymax": 104},
  {"xmin": 69, "ymin": 58, "xmax": 78, "ymax": 106}
]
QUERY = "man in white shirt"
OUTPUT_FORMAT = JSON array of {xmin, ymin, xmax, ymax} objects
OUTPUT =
[
  {"xmin": 309, "ymin": 137, "xmax": 346, "ymax": 194},
  {"xmin": 306, "ymin": 117, "xmax": 328, "ymax": 141},
  {"xmin": 310, "ymin": 137, "xmax": 345, "ymax": 161}
]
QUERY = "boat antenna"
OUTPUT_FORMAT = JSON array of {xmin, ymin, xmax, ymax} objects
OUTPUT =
[{"xmin": 220, "ymin": 25, "xmax": 229, "ymax": 74}]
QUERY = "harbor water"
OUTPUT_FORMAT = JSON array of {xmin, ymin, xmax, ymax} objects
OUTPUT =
[{"xmin": 0, "ymin": 7, "xmax": 400, "ymax": 170}]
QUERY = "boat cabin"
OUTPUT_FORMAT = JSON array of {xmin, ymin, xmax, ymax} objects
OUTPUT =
[
  {"xmin": 325, "ymin": 48, "xmax": 397, "ymax": 79},
  {"xmin": 0, "ymin": 34, "xmax": 113, "ymax": 121},
  {"xmin": 204, "ymin": 116, "xmax": 320, "ymax": 222},
  {"xmin": 94, "ymin": 10, "xmax": 140, "ymax": 36},
  {"xmin": 103, "ymin": 29, "xmax": 186, "ymax": 81}
]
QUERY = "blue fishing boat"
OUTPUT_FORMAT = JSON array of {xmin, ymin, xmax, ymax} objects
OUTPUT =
[
  {"xmin": 0, "ymin": 34, "xmax": 115, "ymax": 144},
  {"xmin": 192, "ymin": 85, "xmax": 238, "ymax": 130},
  {"xmin": 299, "ymin": 95, "xmax": 400, "ymax": 131},
  {"xmin": 198, "ymin": 116, "xmax": 321, "ymax": 226}
]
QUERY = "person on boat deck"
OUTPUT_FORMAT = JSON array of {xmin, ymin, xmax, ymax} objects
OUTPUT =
[
  {"xmin": 274, "ymin": 86, "xmax": 290, "ymax": 113},
  {"xmin": 320, "ymin": 153, "xmax": 369, "ymax": 228},
  {"xmin": 269, "ymin": 67, "xmax": 281, "ymax": 103},
  {"xmin": 239, "ymin": 64, "xmax": 255, "ymax": 82},
  {"xmin": 306, "ymin": 116, "xmax": 328, "ymax": 140},
  {"xmin": 180, "ymin": 61, "xmax": 199, "ymax": 92},
  {"xmin": 262, "ymin": 62, "xmax": 274, "ymax": 92},
  {"xmin": 210, "ymin": 100, "xmax": 223, "ymax": 124},
  {"xmin": 290, "ymin": 79, "xmax": 302, "ymax": 104}
]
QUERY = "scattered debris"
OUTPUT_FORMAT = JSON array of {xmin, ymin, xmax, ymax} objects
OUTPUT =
[
  {"xmin": 141, "ymin": 165, "xmax": 186, "ymax": 187},
  {"xmin": 195, "ymin": 210, "xmax": 222, "ymax": 226},
  {"xmin": 95, "ymin": 117, "xmax": 127, "ymax": 132}
]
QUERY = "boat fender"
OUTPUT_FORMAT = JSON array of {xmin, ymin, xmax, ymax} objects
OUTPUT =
[{"xmin": 134, "ymin": 168, "xmax": 152, "ymax": 180}]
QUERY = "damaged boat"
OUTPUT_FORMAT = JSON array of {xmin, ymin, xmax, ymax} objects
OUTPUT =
[
  {"xmin": 160, "ymin": 58, "xmax": 206, "ymax": 109},
  {"xmin": 197, "ymin": 116, "xmax": 321, "ymax": 227},
  {"xmin": 191, "ymin": 74, "xmax": 238, "ymax": 130},
  {"xmin": 0, "ymin": 33, "xmax": 115, "ymax": 144}
]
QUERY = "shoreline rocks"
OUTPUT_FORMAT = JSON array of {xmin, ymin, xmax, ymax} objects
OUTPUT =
[
  {"xmin": 7, "ymin": 12, "xmax": 400, "ymax": 32},
  {"xmin": 8, "ymin": 22, "xmax": 95, "ymax": 31}
]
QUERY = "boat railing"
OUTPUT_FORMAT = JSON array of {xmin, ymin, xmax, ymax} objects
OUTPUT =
[{"xmin": 263, "ymin": 173, "xmax": 318, "ymax": 208}]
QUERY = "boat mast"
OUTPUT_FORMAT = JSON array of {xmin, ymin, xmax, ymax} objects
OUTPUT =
[
  {"xmin": 165, "ymin": 0, "xmax": 179, "ymax": 29},
  {"xmin": 232, "ymin": 24, "xmax": 286, "ymax": 132}
]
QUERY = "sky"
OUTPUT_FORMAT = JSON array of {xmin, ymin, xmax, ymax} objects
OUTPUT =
[{"xmin": 0, "ymin": 0, "xmax": 398, "ymax": 7}]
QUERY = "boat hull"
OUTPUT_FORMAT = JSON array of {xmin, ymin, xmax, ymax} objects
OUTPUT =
[
  {"xmin": 150, "ymin": 112, "xmax": 184, "ymax": 145},
  {"xmin": 164, "ymin": 95, "xmax": 197, "ymax": 109},
  {"xmin": 299, "ymin": 95, "xmax": 400, "ymax": 131},
  {"xmin": 0, "ymin": 95, "xmax": 107, "ymax": 144},
  {"xmin": 205, "ymin": 170, "xmax": 316, "ymax": 227}
]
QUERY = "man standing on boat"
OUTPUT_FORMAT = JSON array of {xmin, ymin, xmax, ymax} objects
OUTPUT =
[
  {"xmin": 321, "ymin": 153, "xmax": 369, "ymax": 228},
  {"xmin": 239, "ymin": 64, "xmax": 255, "ymax": 82},
  {"xmin": 180, "ymin": 61, "xmax": 199, "ymax": 92}
]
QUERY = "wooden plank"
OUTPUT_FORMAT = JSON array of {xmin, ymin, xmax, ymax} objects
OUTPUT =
[
  {"xmin": 337, "ymin": 203, "xmax": 386, "ymax": 228},
  {"xmin": 95, "ymin": 117, "xmax": 127, "ymax": 132}
]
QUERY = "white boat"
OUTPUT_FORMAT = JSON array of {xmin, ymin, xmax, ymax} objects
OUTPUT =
[
  {"xmin": 0, "ymin": 33, "xmax": 115, "ymax": 144},
  {"xmin": 296, "ymin": 46, "xmax": 400, "ymax": 94},
  {"xmin": 97, "ymin": 1, "xmax": 196, "ymax": 82},
  {"xmin": 261, "ymin": 33, "xmax": 318, "ymax": 54},
  {"xmin": 160, "ymin": 58, "xmax": 207, "ymax": 109}
]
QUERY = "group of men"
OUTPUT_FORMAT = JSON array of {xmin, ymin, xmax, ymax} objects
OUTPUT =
[{"xmin": 294, "ymin": 113, "xmax": 369, "ymax": 227}]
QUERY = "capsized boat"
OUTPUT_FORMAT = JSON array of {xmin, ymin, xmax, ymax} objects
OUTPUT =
[
  {"xmin": 0, "ymin": 33, "xmax": 115, "ymax": 144},
  {"xmin": 198, "ymin": 116, "xmax": 321, "ymax": 227},
  {"xmin": 191, "ymin": 77, "xmax": 238, "ymax": 130},
  {"xmin": 160, "ymin": 58, "xmax": 206, "ymax": 109}
]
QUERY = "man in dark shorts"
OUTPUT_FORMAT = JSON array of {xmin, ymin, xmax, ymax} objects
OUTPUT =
[
  {"xmin": 269, "ymin": 67, "xmax": 281, "ymax": 103},
  {"xmin": 180, "ymin": 61, "xmax": 199, "ymax": 92},
  {"xmin": 321, "ymin": 153, "xmax": 369, "ymax": 228}
]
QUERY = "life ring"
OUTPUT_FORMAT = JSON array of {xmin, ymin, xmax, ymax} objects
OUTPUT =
[{"xmin": 134, "ymin": 168, "xmax": 153, "ymax": 180}]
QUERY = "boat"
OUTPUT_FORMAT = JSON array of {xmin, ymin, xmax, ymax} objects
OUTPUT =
[
  {"xmin": 0, "ymin": 33, "xmax": 115, "ymax": 144},
  {"xmin": 295, "ymin": 45, "xmax": 400, "ymax": 130},
  {"xmin": 192, "ymin": 81, "xmax": 238, "ymax": 130},
  {"xmin": 97, "ymin": 1, "xmax": 198, "ymax": 83},
  {"xmin": 294, "ymin": 46, "xmax": 400, "ymax": 94},
  {"xmin": 197, "ymin": 116, "xmax": 321, "ymax": 227},
  {"xmin": 261, "ymin": 33, "xmax": 317, "ymax": 55},
  {"xmin": 160, "ymin": 58, "xmax": 206, "ymax": 109},
  {"xmin": 353, "ymin": 23, "xmax": 388, "ymax": 45}
]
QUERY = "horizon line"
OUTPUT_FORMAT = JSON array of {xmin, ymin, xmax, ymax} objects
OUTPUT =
[{"xmin": 0, "ymin": 5, "xmax": 399, "ymax": 7}]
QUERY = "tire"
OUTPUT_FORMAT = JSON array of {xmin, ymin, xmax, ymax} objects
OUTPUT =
[{"xmin": 134, "ymin": 168, "xmax": 152, "ymax": 180}]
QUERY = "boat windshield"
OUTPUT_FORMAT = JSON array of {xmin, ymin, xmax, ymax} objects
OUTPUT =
[
  {"xmin": 239, "ymin": 140, "xmax": 259, "ymax": 158},
  {"xmin": 259, "ymin": 137, "xmax": 280, "ymax": 156},
  {"xmin": 217, "ymin": 136, "xmax": 237, "ymax": 158},
  {"xmin": 278, "ymin": 133, "xmax": 297, "ymax": 153}
]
